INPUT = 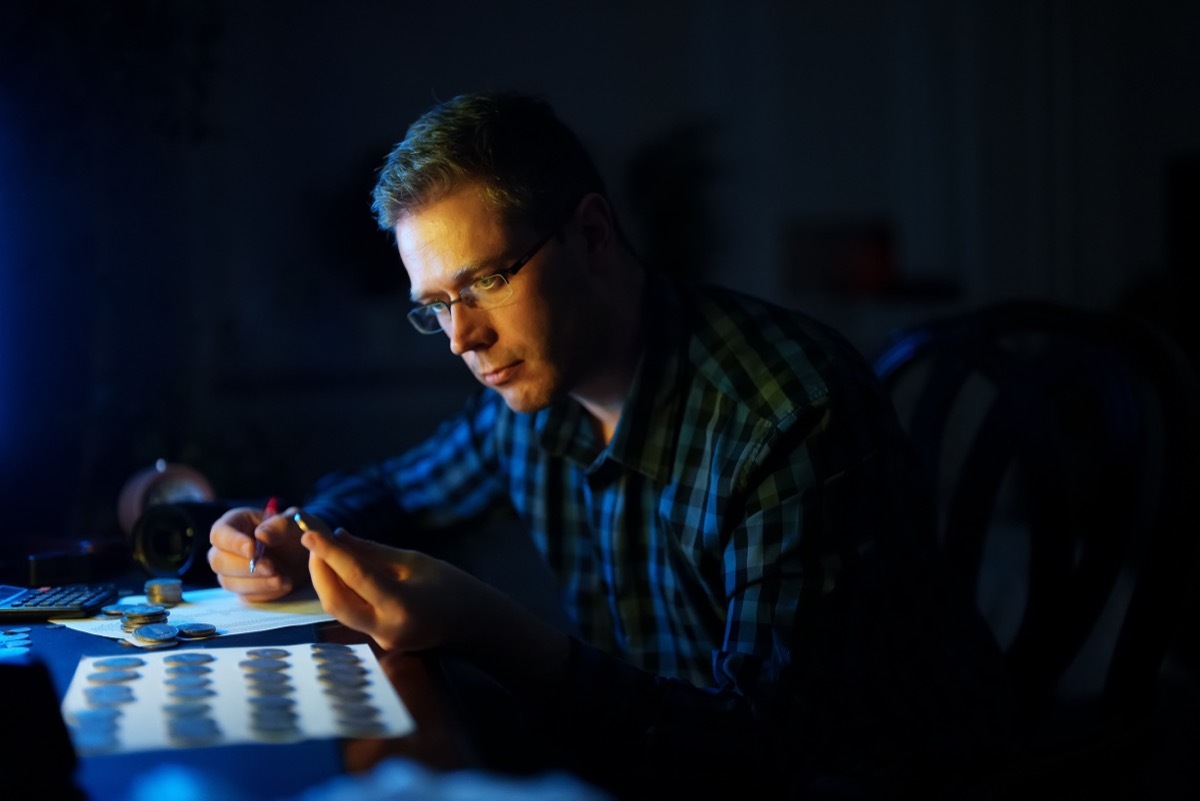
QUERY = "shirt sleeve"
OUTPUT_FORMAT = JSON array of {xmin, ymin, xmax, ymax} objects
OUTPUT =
[
  {"xmin": 301, "ymin": 390, "xmax": 510, "ymax": 545},
  {"xmin": 532, "ymin": 405, "xmax": 1013, "ymax": 798}
]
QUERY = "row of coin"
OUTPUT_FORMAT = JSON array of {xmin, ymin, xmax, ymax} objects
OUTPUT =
[{"xmin": 68, "ymin": 645, "xmax": 389, "ymax": 754}]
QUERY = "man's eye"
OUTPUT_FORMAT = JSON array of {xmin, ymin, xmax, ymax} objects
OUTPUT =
[
  {"xmin": 427, "ymin": 301, "xmax": 449, "ymax": 314},
  {"xmin": 473, "ymin": 274, "xmax": 504, "ymax": 292}
]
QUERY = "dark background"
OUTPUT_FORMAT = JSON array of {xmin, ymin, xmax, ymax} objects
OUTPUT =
[{"xmin": 1, "ymin": 0, "xmax": 1197, "ymax": 545}]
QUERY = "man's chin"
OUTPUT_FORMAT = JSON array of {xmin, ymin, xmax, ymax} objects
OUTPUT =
[{"xmin": 488, "ymin": 384, "xmax": 555, "ymax": 415}]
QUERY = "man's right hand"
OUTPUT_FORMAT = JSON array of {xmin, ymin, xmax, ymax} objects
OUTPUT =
[{"xmin": 207, "ymin": 506, "xmax": 313, "ymax": 602}]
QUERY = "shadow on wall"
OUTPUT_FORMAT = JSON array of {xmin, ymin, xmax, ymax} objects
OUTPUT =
[{"xmin": 623, "ymin": 120, "xmax": 720, "ymax": 284}]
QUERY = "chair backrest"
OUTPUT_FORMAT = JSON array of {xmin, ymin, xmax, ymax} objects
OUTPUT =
[{"xmin": 874, "ymin": 300, "xmax": 1200, "ymax": 739}]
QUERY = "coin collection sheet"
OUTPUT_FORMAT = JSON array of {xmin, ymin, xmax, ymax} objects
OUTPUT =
[{"xmin": 60, "ymin": 642, "xmax": 416, "ymax": 755}]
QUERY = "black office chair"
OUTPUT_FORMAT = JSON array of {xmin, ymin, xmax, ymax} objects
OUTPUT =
[{"xmin": 873, "ymin": 300, "xmax": 1200, "ymax": 799}]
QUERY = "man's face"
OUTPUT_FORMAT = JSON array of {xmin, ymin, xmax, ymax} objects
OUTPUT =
[{"xmin": 397, "ymin": 184, "xmax": 595, "ymax": 414}]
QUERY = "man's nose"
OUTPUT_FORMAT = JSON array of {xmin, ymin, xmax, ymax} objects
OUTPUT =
[{"xmin": 447, "ymin": 305, "xmax": 491, "ymax": 355}]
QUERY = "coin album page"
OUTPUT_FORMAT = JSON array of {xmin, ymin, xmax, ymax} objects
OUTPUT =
[{"xmin": 60, "ymin": 642, "xmax": 416, "ymax": 755}]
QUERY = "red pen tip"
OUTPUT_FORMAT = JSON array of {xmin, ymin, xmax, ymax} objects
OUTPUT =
[{"xmin": 264, "ymin": 496, "xmax": 279, "ymax": 517}]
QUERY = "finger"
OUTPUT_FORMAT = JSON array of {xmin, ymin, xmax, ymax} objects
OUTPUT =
[
  {"xmin": 290, "ymin": 508, "xmax": 333, "ymax": 536},
  {"xmin": 209, "ymin": 507, "xmax": 260, "ymax": 558},
  {"xmin": 300, "ymin": 526, "xmax": 368, "ymax": 585},
  {"xmin": 215, "ymin": 571, "xmax": 294, "ymax": 603},
  {"xmin": 206, "ymin": 539, "xmax": 259, "ymax": 578},
  {"xmin": 308, "ymin": 541, "xmax": 376, "ymax": 631}
]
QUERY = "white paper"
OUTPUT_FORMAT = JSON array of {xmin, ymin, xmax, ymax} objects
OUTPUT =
[
  {"xmin": 53, "ymin": 586, "xmax": 335, "ymax": 646},
  {"xmin": 60, "ymin": 642, "xmax": 416, "ymax": 754}
]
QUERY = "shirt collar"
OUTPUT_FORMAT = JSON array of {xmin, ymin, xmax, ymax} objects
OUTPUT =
[{"xmin": 536, "ymin": 271, "xmax": 687, "ymax": 482}]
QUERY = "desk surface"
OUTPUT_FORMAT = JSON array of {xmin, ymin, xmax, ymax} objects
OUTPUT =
[{"xmin": 11, "ymin": 616, "xmax": 477, "ymax": 800}]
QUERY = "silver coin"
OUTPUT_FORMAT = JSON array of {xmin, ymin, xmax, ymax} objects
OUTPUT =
[
  {"xmin": 238, "ymin": 657, "xmax": 289, "ymax": 672},
  {"xmin": 246, "ymin": 681, "xmax": 294, "ymax": 696},
  {"xmin": 93, "ymin": 656, "xmax": 146, "ymax": 670},
  {"xmin": 318, "ymin": 662, "xmax": 367, "ymax": 676},
  {"xmin": 248, "ymin": 695, "xmax": 296, "ymax": 710},
  {"xmin": 84, "ymin": 685, "xmax": 135, "ymax": 706},
  {"xmin": 336, "ymin": 718, "xmax": 387, "ymax": 735},
  {"xmin": 101, "ymin": 604, "xmax": 137, "ymax": 616},
  {"xmin": 69, "ymin": 707, "xmax": 122, "ymax": 728},
  {"xmin": 164, "ymin": 651, "xmax": 215, "ymax": 664},
  {"xmin": 163, "ymin": 702, "xmax": 212, "ymax": 717},
  {"xmin": 322, "ymin": 685, "xmax": 370, "ymax": 703},
  {"xmin": 134, "ymin": 623, "xmax": 180, "ymax": 643},
  {"xmin": 120, "ymin": 604, "xmax": 167, "ymax": 617},
  {"xmin": 175, "ymin": 622, "xmax": 217, "ymax": 639},
  {"xmin": 331, "ymin": 701, "xmax": 380, "ymax": 719},
  {"xmin": 86, "ymin": 670, "xmax": 140, "ymax": 684},
  {"xmin": 247, "ymin": 647, "xmax": 291, "ymax": 659},
  {"xmin": 164, "ymin": 674, "xmax": 210, "ymax": 688},
  {"xmin": 166, "ymin": 717, "xmax": 222, "ymax": 746},
  {"xmin": 166, "ymin": 663, "xmax": 212, "ymax": 675},
  {"xmin": 249, "ymin": 709, "xmax": 301, "ymax": 733},
  {"xmin": 2, "ymin": 627, "xmax": 32, "ymax": 634}
]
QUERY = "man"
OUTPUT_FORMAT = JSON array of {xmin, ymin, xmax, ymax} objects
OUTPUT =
[{"xmin": 209, "ymin": 91, "xmax": 1012, "ymax": 799}]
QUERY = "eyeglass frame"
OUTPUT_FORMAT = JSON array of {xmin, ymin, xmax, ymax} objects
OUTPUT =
[{"xmin": 405, "ymin": 224, "xmax": 561, "ymax": 335}]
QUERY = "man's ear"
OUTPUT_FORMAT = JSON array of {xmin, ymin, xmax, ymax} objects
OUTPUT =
[{"xmin": 575, "ymin": 192, "xmax": 615, "ymax": 256}]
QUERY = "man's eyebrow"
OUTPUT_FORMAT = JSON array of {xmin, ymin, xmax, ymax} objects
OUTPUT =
[{"xmin": 408, "ymin": 259, "xmax": 501, "ymax": 304}]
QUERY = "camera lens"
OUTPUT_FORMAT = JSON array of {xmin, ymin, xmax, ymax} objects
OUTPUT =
[{"xmin": 130, "ymin": 502, "xmax": 227, "ymax": 583}]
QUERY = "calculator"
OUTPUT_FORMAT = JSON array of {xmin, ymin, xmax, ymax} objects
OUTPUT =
[{"xmin": 0, "ymin": 583, "xmax": 118, "ymax": 621}]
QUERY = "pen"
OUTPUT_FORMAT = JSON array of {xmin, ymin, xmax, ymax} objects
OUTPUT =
[{"xmin": 249, "ymin": 496, "xmax": 278, "ymax": 574}]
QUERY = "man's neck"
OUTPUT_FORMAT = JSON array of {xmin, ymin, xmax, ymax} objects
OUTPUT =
[{"xmin": 570, "ymin": 254, "xmax": 647, "ymax": 446}]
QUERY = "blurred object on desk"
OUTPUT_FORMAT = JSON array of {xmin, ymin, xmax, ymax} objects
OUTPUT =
[
  {"xmin": 117, "ymin": 459, "xmax": 215, "ymax": 537},
  {"xmin": 126, "ymin": 757, "xmax": 612, "ymax": 801}
]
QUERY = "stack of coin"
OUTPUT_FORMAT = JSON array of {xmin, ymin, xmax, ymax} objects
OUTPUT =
[{"xmin": 144, "ymin": 578, "xmax": 184, "ymax": 607}]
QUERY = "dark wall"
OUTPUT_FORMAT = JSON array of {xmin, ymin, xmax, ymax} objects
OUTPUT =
[{"xmin": 2, "ymin": 0, "xmax": 1197, "ymax": 542}]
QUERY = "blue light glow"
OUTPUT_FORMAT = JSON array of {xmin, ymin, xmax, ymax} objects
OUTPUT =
[{"xmin": 0, "ymin": 89, "xmax": 15, "ymax": 459}]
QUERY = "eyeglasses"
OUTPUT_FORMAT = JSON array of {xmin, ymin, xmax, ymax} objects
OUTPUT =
[{"xmin": 406, "ymin": 226, "xmax": 558, "ymax": 335}]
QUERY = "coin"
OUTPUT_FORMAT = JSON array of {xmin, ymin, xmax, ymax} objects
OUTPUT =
[
  {"xmin": 101, "ymin": 604, "xmax": 138, "ymax": 616},
  {"xmin": 322, "ymin": 685, "xmax": 370, "ymax": 703},
  {"xmin": 83, "ymin": 684, "xmax": 135, "ymax": 706},
  {"xmin": 238, "ymin": 657, "xmax": 289, "ymax": 672},
  {"xmin": 164, "ymin": 675, "xmax": 210, "ymax": 689},
  {"xmin": 133, "ymin": 623, "xmax": 179, "ymax": 643},
  {"xmin": 86, "ymin": 670, "xmax": 140, "ymax": 684},
  {"xmin": 247, "ymin": 647, "xmax": 291, "ymax": 659},
  {"xmin": 94, "ymin": 656, "xmax": 146, "ymax": 670},
  {"xmin": 243, "ymin": 668, "xmax": 291, "ymax": 686},
  {"xmin": 174, "ymin": 622, "xmax": 217, "ymax": 639},
  {"xmin": 68, "ymin": 707, "xmax": 123, "ymax": 727},
  {"xmin": 164, "ymin": 651, "xmax": 214, "ymax": 664},
  {"xmin": 144, "ymin": 578, "xmax": 184, "ymax": 607},
  {"xmin": 245, "ymin": 680, "xmax": 293, "ymax": 696},
  {"xmin": 248, "ymin": 695, "xmax": 296, "ymax": 710},
  {"xmin": 120, "ymin": 604, "xmax": 167, "ymax": 618},
  {"xmin": 166, "ymin": 716, "xmax": 222, "ymax": 746},
  {"xmin": 165, "ymin": 663, "xmax": 212, "ymax": 675}
]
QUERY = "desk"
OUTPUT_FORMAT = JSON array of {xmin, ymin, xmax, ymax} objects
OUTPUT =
[{"xmin": 17, "ymin": 617, "xmax": 477, "ymax": 800}]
